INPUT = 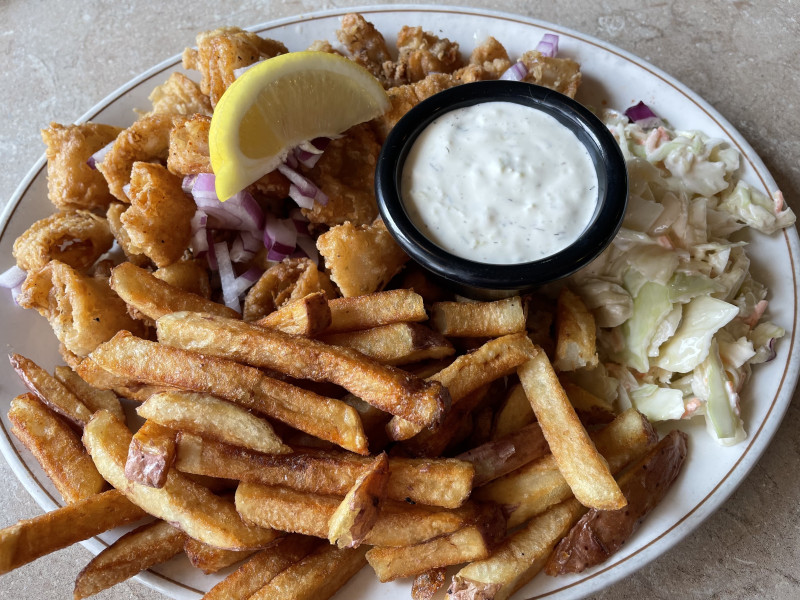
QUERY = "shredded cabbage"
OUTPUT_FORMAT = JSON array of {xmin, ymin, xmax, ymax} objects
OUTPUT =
[{"xmin": 568, "ymin": 109, "xmax": 793, "ymax": 445}]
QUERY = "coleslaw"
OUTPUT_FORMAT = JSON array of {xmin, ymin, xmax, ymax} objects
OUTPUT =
[{"xmin": 570, "ymin": 107, "xmax": 795, "ymax": 445}]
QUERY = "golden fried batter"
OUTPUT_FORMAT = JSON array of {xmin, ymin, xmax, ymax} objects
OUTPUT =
[
  {"xmin": 120, "ymin": 162, "xmax": 195, "ymax": 268},
  {"xmin": 182, "ymin": 26, "xmax": 288, "ymax": 106},
  {"xmin": 148, "ymin": 72, "xmax": 213, "ymax": 117},
  {"xmin": 461, "ymin": 36, "xmax": 512, "ymax": 80},
  {"xmin": 317, "ymin": 218, "xmax": 409, "ymax": 297},
  {"xmin": 391, "ymin": 26, "xmax": 463, "ymax": 84},
  {"xmin": 301, "ymin": 124, "xmax": 381, "ymax": 227},
  {"xmin": 17, "ymin": 260, "xmax": 145, "ymax": 357},
  {"xmin": 336, "ymin": 13, "xmax": 394, "ymax": 86},
  {"xmin": 520, "ymin": 50, "xmax": 582, "ymax": 98},
  {"xmin": 307, "ymin": 40, "xmax": 343, "ymax": 55},
  {"xmin": 243, "ymin": 257, "xmax": 337, "ymax": 322},
  {"xmin": 106, "ymin": 203, "xmax": 149, "ymax": 267},
  {"xmin": 372, "ymin": 73, "xmax": 460, "ymax": 142},
  {"xmin": 41, "ymin": 122, "xmax": 122, "ymax": 211},
  {"xmin": 167, "ymin": 114, "xmax": 211, "ymax": 177},
  {"xmin": 97, "ymin": 113, "xmax": 183, "ymax": 202},
  {"xmin": 13, "ymin": 210, "xmax": 113, "ymax": 272}
]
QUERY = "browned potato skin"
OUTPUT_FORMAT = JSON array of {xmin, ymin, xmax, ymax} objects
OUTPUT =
[
  {"xmin": 545, "ymin": 430, "xmax": 689, "ymax": 575},
  {"xmin": 412, "ymin": 568, "xmax": 447, "ymax": 600}
]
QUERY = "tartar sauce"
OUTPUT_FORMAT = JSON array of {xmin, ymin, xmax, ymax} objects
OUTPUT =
[{"xmin": 401, "ymin": 101, "xmax": 599, "ymax": 264}]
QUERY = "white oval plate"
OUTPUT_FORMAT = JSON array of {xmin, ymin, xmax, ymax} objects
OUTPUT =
[{"xmin": 1, "ymin": 5, "xmax": 798, "ymax": 600}]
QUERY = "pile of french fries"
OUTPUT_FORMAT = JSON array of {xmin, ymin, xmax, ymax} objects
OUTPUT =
[{"xmin": 2, "ymin": 282, "xmax": 687, "ymax": 600}]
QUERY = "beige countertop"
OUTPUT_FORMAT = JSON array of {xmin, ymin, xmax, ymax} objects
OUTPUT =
[{"xmin": 1, "ymin": 1, "xmax": 798, "ymax": 599}]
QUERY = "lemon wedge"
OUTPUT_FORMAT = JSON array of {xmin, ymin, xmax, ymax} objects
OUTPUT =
[{"xmin": 209, "ymin": 51, "xmax": 390, "ymax": 201}]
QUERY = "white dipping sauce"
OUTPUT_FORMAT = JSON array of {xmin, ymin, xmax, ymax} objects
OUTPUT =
[{"xmin": 401, "ymin": 101, "xmax": 599, "ymax": 264}]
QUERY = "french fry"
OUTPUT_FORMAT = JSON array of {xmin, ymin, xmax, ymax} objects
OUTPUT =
[
  {"xmin": 235, "ymin": 483, "xmax": 485, "ymax": 546},
  {"xmin": 400, "ymin": 385, "xmax": 491, "ymax": 458},
  {"xmin": 553, "ymin": 287, "xmax": 599, "ymax": 371},
  {"xmin": 152, "ymin": 259, "xmax": 211, "ymax": 298},
  {"xmin": 124, "ymin": 420, "xmax": 177, "ymax": 488},
  {"xmin": 110, "ymin": 261, "xmax": 239, "ymax": 321},
  {"xmin": 430, "ymin": 296, "xmax": 526, "ymax": 338},
  {"xmin": 490, "ymin": 382, "xmax": 535, "ymax": 440},
  {"xmin": 387, "ymin": 333, "xmax": 536, "ymax": 441},
  {"xmin": 136, "ymin": 391, "xmax": 291, "ymax": 455},
  {"xmin": 518, "ymin": 350, "xmax": 625, "ymax": 510},
  {"xmin": 53, "ymin": 365, "xmax": 126, "ymax": 423},
  {"xmin": 83, "ymin": 410, "xmax": 280, "ymax": 550},
  {"xmin": 319, "ymin": 322, "xmax": 454, "ymax": 365},
  {"xmin": 546, "ymin": 430, "xmax": 688, "ymax": 575},
  {"xmin": 9, "ymin": 353, "xmax": 92, "ymax": 427},
  {"xmin": 175, "ymin": 433, "xmax": 473, "ymax": 508},
  {"xmin": 248, "ymin": 543, "xmax": 368, "ymax": 600},
  {"xmin": 341, "ymin": 393, "xmax": 392, "ymax": 449},
  {"xmin": 326, "ymin": 289, "xmax": 427, "ymax": 333},
  {"xmin": 447, "ymin": 498, "xmax": 585, "ymax": 600},
  {"xmin": 366, "ymin": 504, "xmax": 504, "ymax": 583},
  {"xmin": 83, "ymin": 332, "xmax": 368, "ymax": 454},
  {"xmin": 561, "ymin": 379, "xmax": 616, "ymax": 425},
  {"xmin": 412, "ymin": 568, "xmax": 447, "ymax": 600},
  {"xmin": 184, "ymin": 537, "xmax": 256, "ymax": 574},
  {"xmin": 0, "ymin": 489, "xmax": 146, "ymax": 575},
  {"xmin": 8, "ymin": 393, "xmax": 106, "ymax": 503},
  {"xmin": 203, "ymin": 535, "xmax": 321, "ymax": 600},
  {"xmin": 255, "ymin": 291, "xmax": 331, "ymax": 336},
  {"xmin": 328, "ymin": 453, "xmax": 389, "ymax": 548},
  {"xmin": 456, "ymin": 422, "xmax": 549, "ymax": 487},
  {"xmin": 474, "ymin": 409, "xmax": 657, "ymax": 528},
  {"xmin": 73, "ymin": 520, "xmax": 186, "ymax": 599},
  {"xmin": 73, "ymin": 356, "xmax": 176, "ymax": 402},
  {"xmin": 156, "ymin": 312, "xmax": 448, "ymax": 428}
]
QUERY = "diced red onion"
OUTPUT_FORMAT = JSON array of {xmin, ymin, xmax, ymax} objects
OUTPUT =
[
  {"xmin": 229, "ymin": 236, "xmax": 254, "ymax": 264},
  {"xmin": 293, "ymin": 137, "xmax": 331, "ymax": 168},
  {"xmin": 214, "ymin": 241, "xmax": 240, "ymax": 312},
  {"xmin": 187, "ymin": 173, "xmax": 264, "ymax": 232},
  {"xmin": 284, "ymin": 151, "xmax": 299, "ymax": 169},
  {"xmin": 295, "ymin": 235, "xmax": 319, "ymax": 265},
  {"xmin": 277, "ymin": 164, "xmax": 329, "ymax": 207},
  {"xmin": 205, "ymin": 233, "xmax": 218, "ymax": 270},
  {"xmin": 287, "ymin": 184, "xmax": 316, "ymax": 210},
  {"xmin": 538, "ymin": 33, "xmax": 559, "ymax": 56},
  {"xmin": 624, "ymin": 101, "xmax": 663, "ymax": 129},
  {"xmin": 182, "ymin": 174, "xmax": 198, "ymax": 193},
  {"xmin": 263, "ymin": 214, "xmax": 297, "ymax": 261},
  {"xmin": 229, "ymin": 230, "xmax": 263, "ymax": 263},
  {"xmin": 233, "ymin": 267, "xmax": 262, "ymax": 296},
  {"xmin": 499, "ymin": 61, "xmax": 528, "ymax": 81},
  {"xmin": 87, "ymin": 141, "xmax": 114, "ymax": 169},
  {"xmin": 0, "ymin": 265, "xmax": 26, "ymax": 289}
]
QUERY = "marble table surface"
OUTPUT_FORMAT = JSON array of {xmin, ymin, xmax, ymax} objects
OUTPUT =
[{"xmin": 0, "ymin": 1, "xmax": 798, "ymax": 599}]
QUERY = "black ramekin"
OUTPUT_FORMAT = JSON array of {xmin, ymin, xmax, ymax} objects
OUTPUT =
[{"xmin": 375, "ymin": 79, "xmax": 628, "ymax": 299}]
